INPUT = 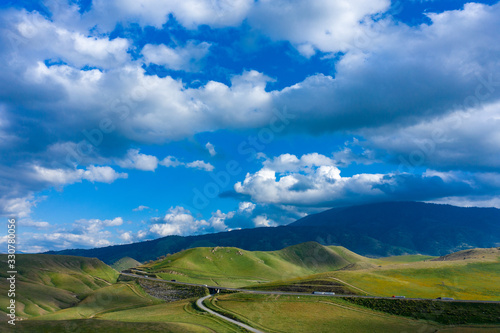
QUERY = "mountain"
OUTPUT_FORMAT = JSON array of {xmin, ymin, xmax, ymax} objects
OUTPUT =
[{"xmin": 46, "ymin": 201, "xmax": 500, "ymax": 264}]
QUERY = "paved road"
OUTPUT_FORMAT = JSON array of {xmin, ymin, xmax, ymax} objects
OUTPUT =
[
  {"xmin": 121, "ymin": 272, "xmax": 500, "ymax": 304},
  {"xmin": 196, "ymin": 295, "xmax": 266, "ymax": 333}
]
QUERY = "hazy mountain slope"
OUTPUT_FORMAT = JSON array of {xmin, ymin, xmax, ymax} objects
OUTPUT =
[{"xmin": 47, "ymin": 202, "xmax": 500, "ymax": 263}]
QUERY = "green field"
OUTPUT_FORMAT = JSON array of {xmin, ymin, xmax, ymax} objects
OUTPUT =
[{"xmin": 202, "ymin": 293, "xmax": 498, "ymax": 333}]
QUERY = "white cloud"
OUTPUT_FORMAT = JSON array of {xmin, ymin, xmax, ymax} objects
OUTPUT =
[
  {"xmin": 116, "ymin": 149, "xmax": 158, "ymax": 171},
  {"xmin": 149, "ymin": 206, "xmax": 209, "ymax": 236},
  {"xmin": 142, "ymin": 41, "xmax": 211, "ymax": 72},
  {"xmin": 89, "ymin": 0, "xmax": 254, "ymax": 30},
  {"xmin": 6, "ymin": 10, "xmax": 130, "ymax": 69},
  {"xmin": 205, "ymin": 142, "xmax": 217, "ymax": 157},
  {"xmin": 148, "ymin": 206, "xmax": 236, "ymax": 236},
  {"xmin": 20, "ymin": 220, "xmax": 50, "ymax": 228},
  {"xmin": 248, "ymin": 0, "xmax": 390, "ymax": 56},
  {"xmin": 208, "ymin": 210, "xmax": 233, "ymax": 232},
  {"xmin": 238, "ymin": 201, "xmax": 256, "ymax": 213},
  {"xmin": 0, "ymin": 194, "xmax": 38, "ymax": 218},
  {"xmin": 263, "ymin": 153, "xmax": 336, "ymax": 173},
  {"xmin": 252, "ymin": 215, "xmax": 276, "ymax": 227},
  {"xmin": 133, "ymin": 205, "xmax": 150, "ymax": 212},
  {"xmin": 186, "ymin": 160, "xmax": 215, "ymax": 172},
  {"xmin": 159, "ymin": 156, "xmax": 214, "ymax": 171},
  {"xmin": 159, "ymin": 156, "xmax": 184, "ymax": 168},
  {"xmin": 119, "ymin": 231, "xmax": 133, "ymax": 243},
  {"xmin": 234, "ymin": 153, "xmax": 493, "ymax": 207},
  {"xmin": 31, "ymin": 165, "xmax": 128, "ymax": 185}
]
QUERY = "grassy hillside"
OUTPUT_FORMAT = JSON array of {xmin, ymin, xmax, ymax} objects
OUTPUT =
[
  {"xmin": 250, "ymin": 250, "xmax": 500, "ymax": 300},
  {"xmin": 202, "ymin": 293, "xmax": 500, "ymax": 333},
  {"xmin": 139, "ymin": 242, "xmax": 371, "ymax": 287},
  {"xmin": 0, "ymin": 254, "xmax": 119, "ymax": 318},
  {"xmin": 204, "ymin": 293, "xmax": 439, "ymax": 333},
  {"xmin": 111, "ymin": 257, "xmax": 142, "ymax": 272}
]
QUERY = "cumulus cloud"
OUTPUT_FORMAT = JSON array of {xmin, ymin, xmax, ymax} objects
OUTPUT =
[
  {"xmin": 252, "ymin": 215, "xmax": 276, "ymax": 227},
  {"xmin": 238, "ymin": 201, "xmax": 256, "ymax": 213},
  {"xmin": 142, "ymin": 41, "xmax": 211, "ymax": 72},
  {"xmin": 2, "ymin": 3, "xmax": 499, "ymax": 167},
  {"xmin": 205, "ymin": 142, "xmax": 216, "ymax": 157},
  {"xmin": 17, "ymin": 216, "xmax": 125, "ymax": 252},
  {"xmin": 234, "ymin": 153, "xmax": 499, "ymax": 207},
  {"xmin": 3, "ymin": 10, "xmax": 130, "ymax": 69},
  {"xmin": 0, "ymin": 194, "xmax": 39, "ymax": 218},
  {"xmin": 262, "ymin": 153, "xmax": 336, "ymax": 172},
  {"xmin": 186, "ymin": 160, "xmax": 215, "ymax": 172},
  {"xmin": 116, "ymin": 149, "xmax": 159, "ymax": 171},
  {"xmin": 88, "ymin": 0, "xmax": 254, "ymax": 30},
  {"xmin": 31, "ymin": 165, "xmax": 128, "ymax": 186},
  {"xmin": 158, "ymin": 155, "xmax": 214, "ymax": 171},
  {"xmin": 248, "ymin": 0, "xmax": 391, "ymax": 56},
  {"xmin": 148, "ymin": 206, "xmax": 232, "ymax": 236}
]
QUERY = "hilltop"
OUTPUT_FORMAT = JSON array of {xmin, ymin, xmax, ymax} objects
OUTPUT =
[
  {"xmin": 47, "ymin": 201, "xmax": 500, "ymax": 264},
  {"xmin": 138, "ymin": 242, "xmax": 371, "ymax": 288}
]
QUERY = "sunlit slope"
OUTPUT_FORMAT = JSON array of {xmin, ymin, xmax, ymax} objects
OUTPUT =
[
  {"xmin": 252, "ymin": 247, "xmax": 500, "ymax": 300},
  {"xmin": 140, "ymin": 242, "xmax": 373, "ymax": 287},
  {"xmin": 35, "ymin": 282, "xmax": 161, "ymax": 320},
  {"xmin": 0, "ymin": 254, "xmax": 119, "ymax": 318}
]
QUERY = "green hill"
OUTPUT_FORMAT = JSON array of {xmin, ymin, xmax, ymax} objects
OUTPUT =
[
  {"xmin": 139, "ymin": 242, "xmax": 373, "ymax": 287},
  {"xmin": 246, "ymin": 247, "xmax": 500, "ymax": 301},
  {"xmin": 111, "ymin": 257, "xmax": 142, "ymax": 272},
  {"xmin": 0, "ymin": 254, "xmax": 119, "ymax": 318}
]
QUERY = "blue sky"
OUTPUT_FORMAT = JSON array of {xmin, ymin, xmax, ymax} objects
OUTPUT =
[{"xmin": 1, "ymin": 0, "xmax": 500, "ymax": 252}]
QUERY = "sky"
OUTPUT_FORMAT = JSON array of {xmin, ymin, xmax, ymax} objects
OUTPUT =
[{"xmin": 0, "ymin": 0, "xmax": 500, "ymax": 253}]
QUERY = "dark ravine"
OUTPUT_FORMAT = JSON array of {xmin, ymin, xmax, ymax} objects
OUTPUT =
[{"xmin": 46, "ymin": 201, "xmax": 500, "ymax": 265}]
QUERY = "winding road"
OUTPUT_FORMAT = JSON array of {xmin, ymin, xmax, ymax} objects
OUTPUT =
[
  {"xmin": 196, "ymin": 295, "xmax": 266, "ymax": 333},
  {"xmin": 121, "ymin": 271, "xmax": 500, "ymax": 333}
]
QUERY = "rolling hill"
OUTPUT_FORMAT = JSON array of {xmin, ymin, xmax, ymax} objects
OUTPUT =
[
  {"xmin": 0, "ymin": 254, "xmax": 119, "ymax": 318},
  {"xmin": 247, "ymin": 246, "xmax": 500, "ymax": 301},
  {"xmin": 138, "ymin": 242, "xmax": 368, "ymax": 288},
  {"xmin": 46, "ymin": 201, "xmax": 500, "ymax": 265}
]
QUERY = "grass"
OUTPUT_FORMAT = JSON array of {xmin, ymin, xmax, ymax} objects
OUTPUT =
[
  {"xmin": 99, "ymin": 297, "xmax": 247, "ymax": 332},
  {"xmin": 245, "ymin": 248, "xmax": 500, "ymax": 301},
  {"xmin": 319, "ymin": 260, "xmax": 500, "ymax": 300},
  {"xmin": 35, "ymin": 281, "xmax": 161, "ymax": 320},
  {"xmin": 0, "ymin": 254, "xmax": 119, "ymax": 318},
  {"xmin": 343, "ymin": 297, "xmax": 500, "ymax": 325},
  {"xmin": 139, "ymin": 242, "xmax": 374, "ymax": 287},
  {"xmin": 203, "ymin": 293, "xmax": 446, "ymax": 333},
  {"xmin": 0, "ymin": 319, "xmax": 218, "ymax": 333}
]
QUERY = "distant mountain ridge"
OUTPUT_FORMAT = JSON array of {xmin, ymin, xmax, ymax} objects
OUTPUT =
[{"xmin": 46, "ymin": 201, "xmax": 500, "ymax": 264}]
